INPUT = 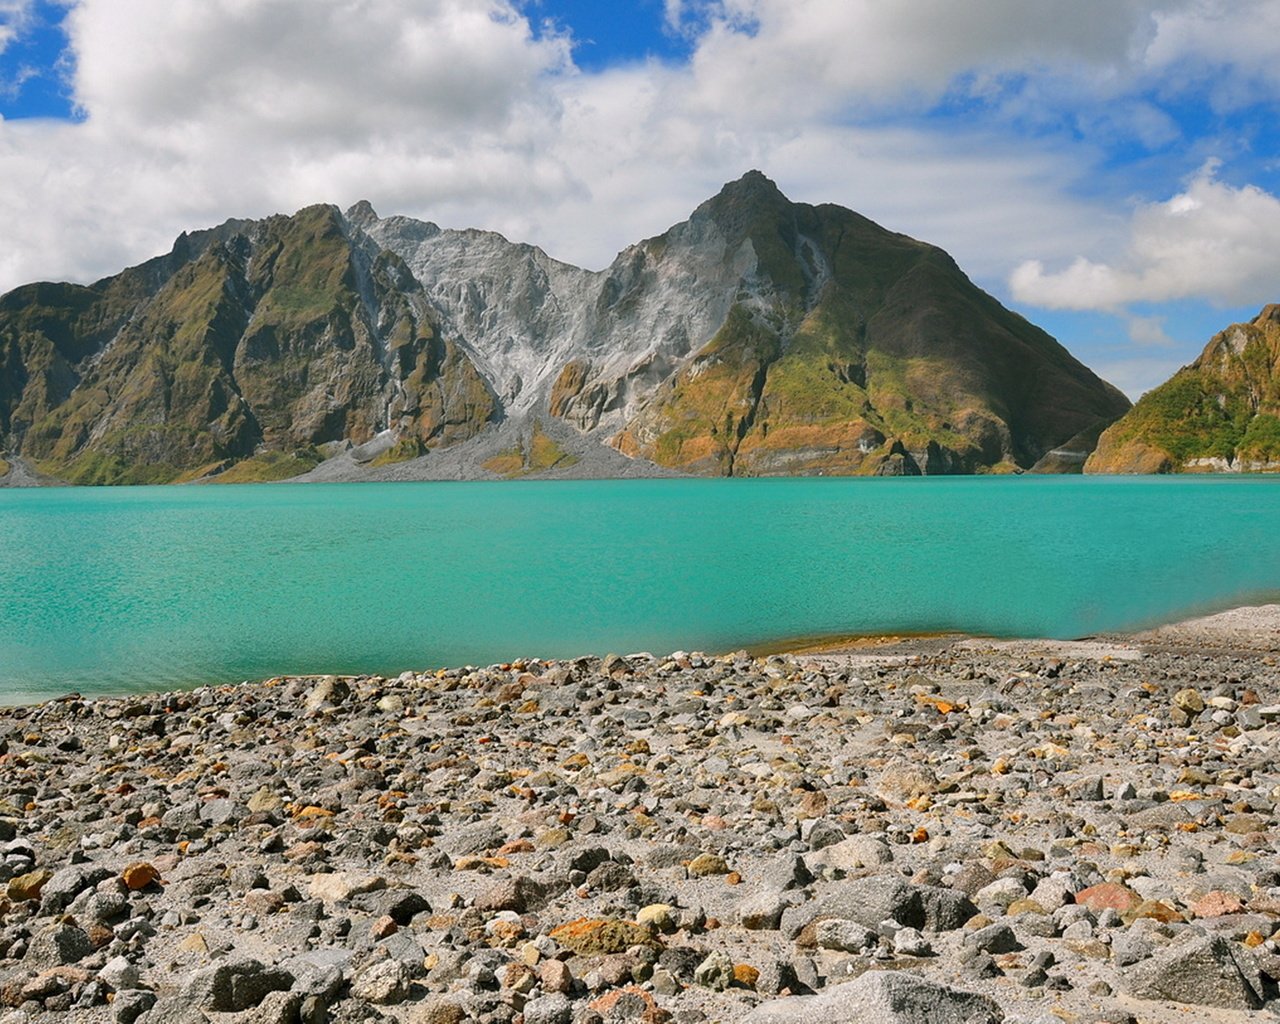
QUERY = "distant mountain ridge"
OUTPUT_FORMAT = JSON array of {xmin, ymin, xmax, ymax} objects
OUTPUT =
[{"xmin": 0, "ymin": 172, "xmax": 1131, "ymax": 484}]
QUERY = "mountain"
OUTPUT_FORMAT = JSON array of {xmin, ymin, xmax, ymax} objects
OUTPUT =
[
  {"xmin": 1087, "ymin": 305, "xmax": 1280, "ymax": 474},
  {"xmin": 0, "ymin": 206, "xmax": 495, "ymax": 484},
  {"xmin": 0, "ymin": 172, "xmax": 1130, "ymax": 484}
]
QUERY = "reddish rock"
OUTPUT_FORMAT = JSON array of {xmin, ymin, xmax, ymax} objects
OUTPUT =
[
  {"xmin": 540, "ymin": 959, "xmax": 573, "ymax": 993},
  {"xmin": 1191, "ymin": 891, "xmax": 1245, "ymax": 918},
  {"xmin": 1074, "ymin": 883, "xmax": 1139, "ymax": 914}
]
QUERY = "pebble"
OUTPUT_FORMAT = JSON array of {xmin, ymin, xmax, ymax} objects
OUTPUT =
[{"xmin": 0, "ymin": 645, "xmax": 1275, "ymax": 1022}]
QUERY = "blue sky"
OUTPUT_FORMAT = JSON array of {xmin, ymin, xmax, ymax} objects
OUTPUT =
[{"xmin": 3, "ymin": 1, "xmax": 1280, "ymax": 398}]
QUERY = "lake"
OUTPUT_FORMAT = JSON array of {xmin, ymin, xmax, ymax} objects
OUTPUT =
[{"xmin": 1, "ymin": 476, "xmax": 1279, "ymax": 703}]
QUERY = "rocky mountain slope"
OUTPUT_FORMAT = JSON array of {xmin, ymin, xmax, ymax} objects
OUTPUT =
[
  {"xmin": 0, "ymin": 173, "xmax": 1130, "ymax": 484},
  {"xmin": 0, "ymin": 206, "xmax": 496, "ymax": 485},
  {"xmin": 1087, "ymin": 305, "xmax": 1280, "ymax": 474}
]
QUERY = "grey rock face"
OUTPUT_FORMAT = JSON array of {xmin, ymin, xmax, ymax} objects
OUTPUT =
[
  {"xmin": 182, "ymin": 957, "xmax": 295, "ymax": 1012},
  {"xmin": 1123, "ymin": 933, "xmax": 1264, "ymax": 1010},
  {"xmin": 742, "ymin": 971, "xmax": 1004, "ymax": 1023},
  {"xmin": 812, "ymin": 878, "xmax": 975, "ymax": 934},
  {"xmin": 24, "ymin": 922, "xmax": 90, "ymax": 966}
]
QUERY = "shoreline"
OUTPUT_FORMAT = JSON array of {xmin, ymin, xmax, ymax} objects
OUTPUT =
[
  {"xmin": 760, "ymin": 601, "xmax": 1280, "ymax": 662},
  {"xmin": 5, "ymin": 602, "xmax": 1280, "ymax": 713}
]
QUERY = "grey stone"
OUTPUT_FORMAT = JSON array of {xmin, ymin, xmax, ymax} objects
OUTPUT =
[
  {"xmin": 1123, "ymin": 933, "xmax": 1263, "ymax": 1010},
  {"xmin": 37, "ymin": 865, "xmax": 111, "ymax": 915},
  {"xmin": 739, "ymin": 890, "xmax": 788, "ymax": 930},
  {"xmin": 24, "ymin": 923, "xmax": 91, "ymax": 966},
  {"xmin": 919, "ymin": 886, "xmax": 978, "ymax": 932},
  {"xmin": 240, "ymin": 991, "xmax": 304, "ymax": 1024},
  {"xmin": 113, "ymin": 989, "xmax": 156, "ymax": 1024},
  {"xmin": 964, "ymin": 923, "xmax": 1021, "ymax": 955},
  {"xmin": 523, "ymin": 994, "xmax": 573, "ymax": 1024},
  {"xmin": 814, "ymin": 878, "xmax": 924, "ymax": 930},
  {"xmin": 99, "ymin": 956, "xmax": 142, "ymax": 991},
  {"xmin": 183, "ymin": 957, "xmax": 294, "ymax": 1012},
  {"xmin": 816, "ymin": 919, "xmax": 874, "ymax": 953},
  {"xmin": 742, "ymin": 970, "xmax": 1003, "ymax": 1023}
]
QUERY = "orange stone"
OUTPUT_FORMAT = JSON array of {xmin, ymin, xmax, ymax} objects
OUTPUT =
[
  {"xmin": 121, "ymin": 862, "xmax": 160, "ymax": 891},
  {"xmin": 733, "ymin": 964, "xmax": 760, "ymax": 989},
  {"xmin": 1074, "ymin": 882, "xmax": 1139, "ymax": 914}
]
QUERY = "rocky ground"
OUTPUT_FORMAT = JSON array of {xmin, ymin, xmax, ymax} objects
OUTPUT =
[{"xmin": 3, "ymin": 611, "xmax": 1280, "ymax": 1023}]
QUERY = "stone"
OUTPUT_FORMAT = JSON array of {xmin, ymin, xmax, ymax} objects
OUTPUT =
[
  {"xmin": 1124, "ymin": 933, "xmax": 1263, "ymax": 1010},
  {"xmin": 1172, "ymin": 689, "xmax": 1205, "ymax": 715},
  {"xmin": 688, "ymin": 853, "xmax": 730, "ymax": 876},
  {"xmin": 540, "ymin": 959, "xmax": 573, "ymax": 993},
  {"xmin": 241, "ymin": 991, "xmax": 304, "ymax": 1024},
  {"xmin": 407, "ymin": 995, "xmax": 469, "ymax": 1024},
  {"xmin": 738, "ymin": 891, "xmax": 787, "ymax": 930},
  {"xmin": 964, "ymin": 923, "xmax": 1021, "ymax": 954},
  {"xmin": 351, "ymin": 957, "xmax": 413, "ymax": 1005},
  {"xmin": 816, "ymin": 919, "xmax": 874, "ymax": 953},
  {"xmin": 811, "ymin": 877, "xmax": 924, "ymax": 931},
  {"xmin": 523, "ymin": 993, "xmax": 573, "ymax": 1024},
  {"xmin": 474, "ymin": 874, "xmax": 547, "ymax": 913},
  {"xmin": 808, "ymin": 836, "xmax": 893, "ymax": 872},
  {"xmin": 693, "ymin": 950, "xmax": 735, "ymax": 991},
  {"xmin": 182, "ymin": 957, "xmax": 294, "ymax": 1012},
  {"xmin": 6, "ymin": 869, "xmax": 52, "ymax": 903},
  {"xmin": 98, "ymin": 956, "xmax": 141, "ymax": 991},
  {"xmin": 636, "ymin": 903, "xmax": 677, "ymax": 932},
  {"xmin": 873, "ymin": 763, "xmax": 939, "ymax": 804},
  {"xmin": 305, "ymin": 676, "xmax": 350, "ymax": 711},
  {"xmin": 742, "ymin": 970, "xmax": 1003, "ymax": 1023},
  {"xmin": 24, "ymin": 923, "xmax": 91, "ymax": 966},
  {"xmin": 549, "ymin": 919, "xmax": 656, "ymax": 956},
  {"xmin": 121, "ymin": 862, "xmax": 160, "ymax": 891},
  {"xmin": 1075, "ymin": 883, "xmax": 1138, "ymax": 914},
  {"xmin": 307, "ymin": 872, "xmax": 386, "ymax": 904},
  {"xmin": 112, "ymin": 989, "xmax": 156, "ymax": 1024}
]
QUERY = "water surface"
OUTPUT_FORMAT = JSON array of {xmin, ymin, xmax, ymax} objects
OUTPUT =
[{"xmin": 1, "ymin": 477, "xmax": 1278, "ymax": 702}]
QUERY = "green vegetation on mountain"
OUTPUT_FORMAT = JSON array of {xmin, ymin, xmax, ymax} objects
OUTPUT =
[
  {"xmin": 483, "ymin": 420, "xmax": 579, "ymax": 478},
  {"xmin": 1087, "ymin": 305, "xmax": 1280, "ymax": 473}
]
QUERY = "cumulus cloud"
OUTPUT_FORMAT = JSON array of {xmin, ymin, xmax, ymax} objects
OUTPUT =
[
  {"xmin": 0, "ymin": 0, "xmax": 35, "ymax": 55},
  {"xmin": 0, "ymin": 0, "xmax": 1279, "ymax": 320},
  {"xmin": 1010, "ymin": 163, "xmax": 1280, "ymax": 311},
  {"xmin": 1145, "ymin": 0, "xmax": 1280, "ymax": 106}
]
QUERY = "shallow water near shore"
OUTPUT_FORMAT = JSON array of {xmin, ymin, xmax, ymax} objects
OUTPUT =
[{"xmin": 1, "ymin": 475, "xmax": 1279, "ymax": 703}]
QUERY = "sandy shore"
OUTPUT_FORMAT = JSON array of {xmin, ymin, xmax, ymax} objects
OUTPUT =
[{"xmin": 784, "ymin": 603, "xmax": 1280, "ymax": 667}]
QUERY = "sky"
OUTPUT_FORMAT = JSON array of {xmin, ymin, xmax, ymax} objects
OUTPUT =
[{"xmin": 2, "ymin": 2, "xmax": 1280, "ymax": 398}]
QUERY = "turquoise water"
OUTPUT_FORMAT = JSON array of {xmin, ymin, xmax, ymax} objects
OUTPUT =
[{"xmin": 1, "ymin": 477, "xmax": 1279, "ymax": 703}]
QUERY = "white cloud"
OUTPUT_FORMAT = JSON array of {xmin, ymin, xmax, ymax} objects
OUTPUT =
[
  {"xmin": 0, "ymin": 0, "xmax": 35, "ymax": 55},
  {"xmin": 1145, "ymin": 0, "xmax": 1280, "ymax": 107},
  {"xmin": 1011, "ymin": 163, "xmax": 1280, "ymax": 311},
  {"xmin": 1127, "ymin": 314, "xmax": 1173, "ymax": 346},
  {"xmin": 1, "ymin": 0, "xmax": 1279, "ymax": 329}
]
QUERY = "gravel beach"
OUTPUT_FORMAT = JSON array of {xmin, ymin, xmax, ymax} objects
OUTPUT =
[{"xmin": 3, "ymin": 607, "xmax": 1280, "ymax": 1023}]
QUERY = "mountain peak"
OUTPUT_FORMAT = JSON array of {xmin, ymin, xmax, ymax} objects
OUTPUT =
[
  {"xmin": 346, "ymin": 199, "xmax": 380, "ymax": 228},
  {"xmin": 713, "ymin": 169, "xmax": 788, "ymax": 205}
]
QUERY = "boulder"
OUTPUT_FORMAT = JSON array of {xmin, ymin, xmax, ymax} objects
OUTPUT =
[{"xmin": 742, "ymin": 970, "xmax": 1003, "ymax": 1023}]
